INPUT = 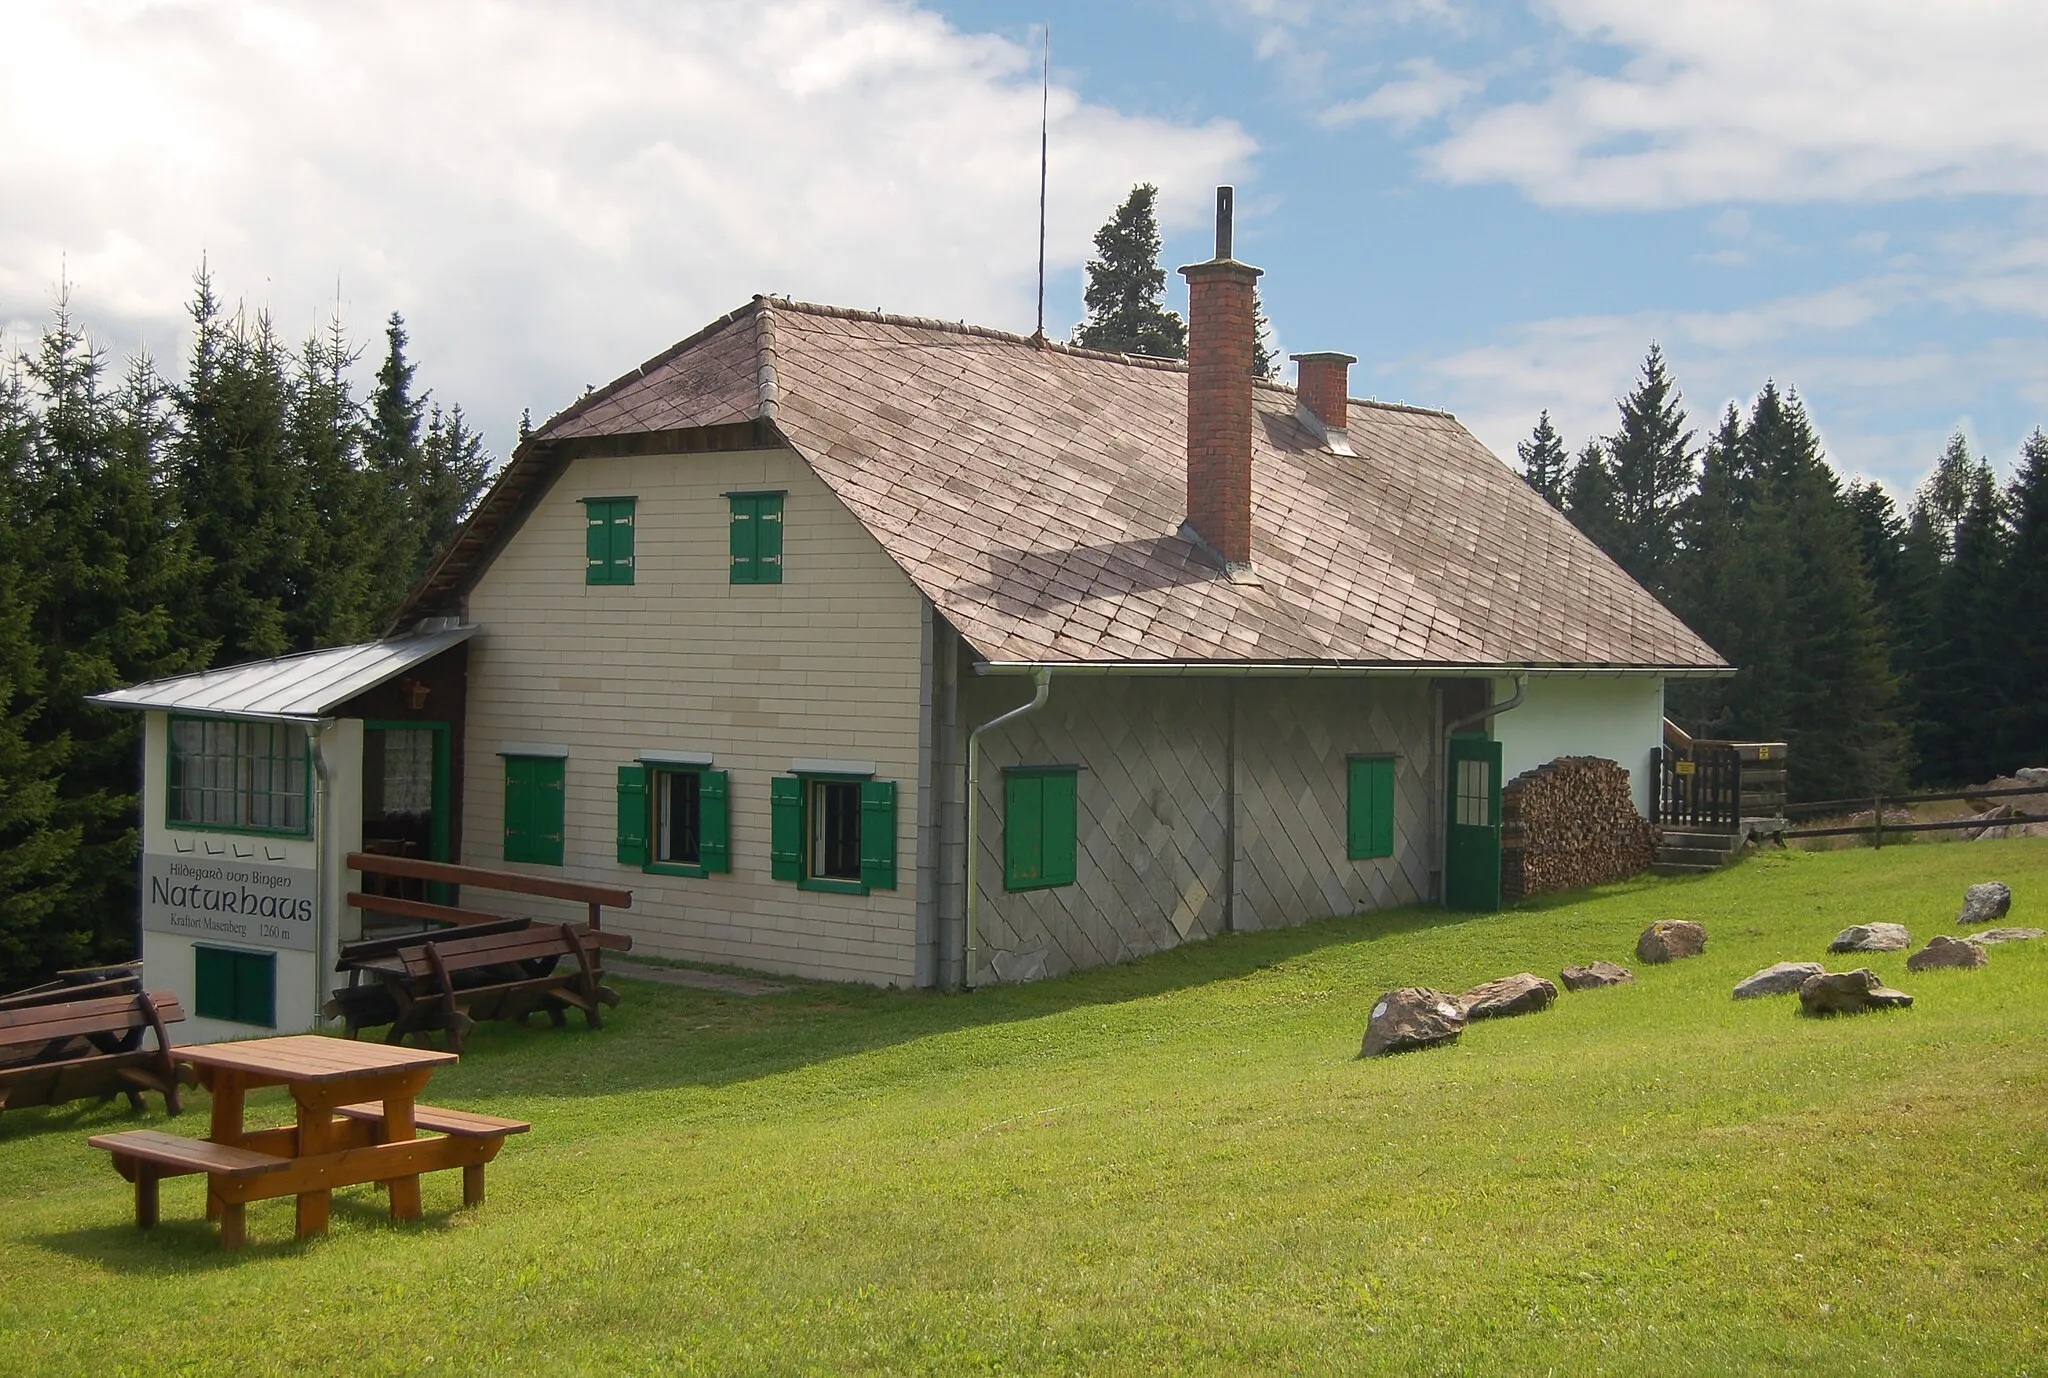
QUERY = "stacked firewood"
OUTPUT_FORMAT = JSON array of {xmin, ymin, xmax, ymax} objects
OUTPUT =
[{"xmin": 1501, "ymin": 756, "xmax": 1658, "ymax": 902}]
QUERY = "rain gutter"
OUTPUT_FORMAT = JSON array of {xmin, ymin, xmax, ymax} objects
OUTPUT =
[{"xmin": 963, "ymin": 667, "xmax": 1052, "ymax": 990}]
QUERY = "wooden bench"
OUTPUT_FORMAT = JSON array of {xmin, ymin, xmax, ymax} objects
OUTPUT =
[
  {"xmin": 333, "ymin": 1102, "xmax": 530, "ymax": 1205},
  {"xmin": 0, "ymin": 985, "xmax": 193, "ymax": 1117},
  {"xmin": 328, "ymin": 917, "xmax": 540, "ymax": 1036},
  {"xmin": 87, "ymin": 1129, "xmax": 290, "ymax": 1237},
  {"xmin": 333, "ymin": 922, "xmax": 631, "ymax": 1052}
]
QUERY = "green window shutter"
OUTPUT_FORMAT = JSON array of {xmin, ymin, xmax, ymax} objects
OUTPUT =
[
  {"xmin": 235, "ymin": 950, "xmax": 276, "ymax": 1027},
  {"xmin": 1043, "ymin": 771, "xmax": 1078, "ymax": 886},
  {"xmin": 537, "ymin": 757, "xmax": 566, "ymax": 866},
  {"xmin": 1348, "ymin": 756, "xmax": 1396, "ymax": 860},
  {"xmin": 504, "ymin": 757, "xmax": 531, "ymax": 861},
  {"xmin": 859, "ymin": 779, "xmax": 897, "ymax": 890},
  {"xmin": 700, "ymin": 769, "xmax": 731, "ymax": 873},
  {"xmin": 194, "ymin": 946, "xmax": 234, "ymax": 1022},
  {"xmin": 609, "ymin": 498, "xmax": 635, "ymax": 585},
  {"xmin": 770, "ymin": 775, "xmax": 802, "ymax": 881},
  {"xmin": 1004, "ymin": 773, "xmax": 1043, "ymax": 888},
  {"xmin": 616, "ymin": 764, "xmax": 648, "ymax": 866},
  {"xmin": 756, "ymin": 494, "xmax": 784, "ymax": 584},
  {"xmin": 730, "ymin": 496, "xmax": 758, "ymax": 584},
  {"xmin": 585, "ymin": 501, "xmax": 613, "ymax": 584}
]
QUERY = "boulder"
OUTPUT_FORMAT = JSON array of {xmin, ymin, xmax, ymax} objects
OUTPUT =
[
  {"xmin": 1360, "ymin": 988, "xmax": 1466, "ymax": 1057},
  {"xmin": 1965, "ymin": 927, "xmax": 2045, "ymax": 945},
  {"xmin": 2016, "ymin": 767, "xmax": 2048, "ymax": 786},
  {"xmin": 1798, "ymin": 968, "xmax": 1914, "ymax": 1016},
  {"xmin": 1460, "ymin": 973, "xmax": 1559, "ymax": 1020},
  {"xmin": 1827, "ymin": 922, "xmax": 1911, "ymax": 954},
  {"xmin": 1957, "ymin": 882, "xmax": 2013, "ymax": 927},
  {"xmin": 1732, "ymin": 961, "xmax": 1827, "ymax": 999},
  {"xmin": 1636, "ymin": 920, "xmax": 1707, "ymax": 964},
  {"xmin": 1560, "ymin": 961, "xmax": 1635, "ymax": 991},
  {"xmin": 1906, "ymin": 935, "xmax": 1988, "ymax": 972}
]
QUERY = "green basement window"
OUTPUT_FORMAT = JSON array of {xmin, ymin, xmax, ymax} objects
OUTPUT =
[
  {"xmin": 770, "ymin": 767, "xmax": 896, "ymax": 893},
  {"xmin": 1347, "ymin": 755, "xmax": 1396, "ymax": 860},
  {"xmin": 501, "ymin": 751, "xmax": 567, "ymax": 866},
  {"xmin": 727, "ymin": 490, "xmax": 785, "ymax": 585},
  {"xmin": 584, "ymin": 496, "xmax": 636, "ymax": 585},
  {"xmin": 1004, "ymin": 766, "xmax": 1079, "ymax": 891},
  {"xmin": 193, "ymin": 946, "xmax": 276, "ymax": 1028},
  {"xmin": 167, "ymin": 717, "xmax": 310, "ymax": 835},
  {"xmin": 615, "ymin": 759, "xmax": 730, "ymax": 877}
]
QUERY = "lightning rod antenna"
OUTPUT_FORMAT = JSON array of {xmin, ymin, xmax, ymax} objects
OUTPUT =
[{"xmin": 1034, "ymin": 22, "xmax": 1050, "ymax": 344}]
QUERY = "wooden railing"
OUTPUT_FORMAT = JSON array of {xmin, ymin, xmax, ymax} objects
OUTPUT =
[
  {"xmin": 345, "ymin": 852, "xmax": 631, "ymax": 932},
  {"xmin": 1652, "ymin": 723, "xmax": 1789, "ymax": 831},
  {"xmin": 1774, "ymin": 783, "xmax": 2045, "ymax": 846}
]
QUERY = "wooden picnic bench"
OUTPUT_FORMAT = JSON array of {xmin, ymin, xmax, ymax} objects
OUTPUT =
[
  {"xmin": 0, "ymin": 971, "xmax": 192, "ymax": 1117},
  {"xmin": 329, "ymin": 921, "xmax": 631, "ymax": 1052},
  {"xmin": 89, "ymin": 1035, "xmax": 529, "ymax": 1247}
]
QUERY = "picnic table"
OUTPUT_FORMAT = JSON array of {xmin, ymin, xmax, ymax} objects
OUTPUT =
[
  {"xmin": 1, "ymin": 966, "xmax": 192, "ymax": 1117},
  {"xmin": 89, "ymin": 1035, "xmax": 527, "ymax": 1248}
]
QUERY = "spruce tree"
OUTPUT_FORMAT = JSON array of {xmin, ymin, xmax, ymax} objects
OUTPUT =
[
  {"xmin": 364, "ymin": 312, "xmax": 429, "ymax": 619},
  {"xmin": 411, "ymin": 403, "xmax": 491, "ymax": 594},
  {"xmin": 1563, "ymin": 439, "xmax": 1623, "ymax": 562},
  {"xmin": 2003, "ymin": 429, "xmax": 2048, "ymax": 768},
  {"xmin": 289, "ymin": 314, "xmax": 378, "ymax": 646},
  {"xmin": 1516, "ymin": 410, "xmax": 1569, "ymax": 509},
  {"xmin": 1074, "ymin": 184, "xmax": 1187, "ymax": 359},
  {"xmin": 1668, "ymin": 404, "xmax": 1769, "ymax": 737},
  {"xmin": 1252, "ymin": 291, "xmax": 1276, "ymax": 380},
  {"xmin": 1605, "ymin": 344, "xmax": 1695, "ymax": 597},
  {"xmin": 1915, "ymin": 465, "xmax": 2008, "ymax": 783}
]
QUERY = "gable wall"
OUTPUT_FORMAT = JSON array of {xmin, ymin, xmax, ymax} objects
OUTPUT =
[
  {"xmin": 1491, "ymin": 675, "xmax": 1664, "ymax": 816},
  {"xmin": 462, "ymin": 445, "xmax": 928, "ymax": 986}
]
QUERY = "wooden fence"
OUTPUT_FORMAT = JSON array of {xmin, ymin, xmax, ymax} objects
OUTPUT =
[{"xmin": 1772, "ymin": 784, "xmax": 2045, "ymax": 846}]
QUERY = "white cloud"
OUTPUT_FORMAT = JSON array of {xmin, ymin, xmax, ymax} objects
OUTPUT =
[
  {"xmin": 0, "ymin": 0, "xmax": 1252, "ymax": 444},
  {"xmin": 1321, "ymin": 59, "xmax": 1477, "ymax": 131},
  {"xmin": 1422, "ymin": 0, "xmax": 2048, "ymax": 208}
]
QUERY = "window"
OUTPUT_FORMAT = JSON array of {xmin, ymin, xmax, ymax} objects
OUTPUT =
[
  {"xmin": 167, "ymin": 718, "xmax": 310, "ymax": 835},
  {"xmin": 1004, "ymin": 767, "xmax": 1078, "ymax": 890},
  {"xmin": 727, "ymin": 491, "xmax": 784, "ymax": 584},
  {"xmin": 584, "ymin": 496, "xmax": 636, "ymax": 585},
  {"xmin": 770, "ymin": 773, "xmax": 896, "ymax": 893},
  {"xmin": 616, "ymin": 763, "xmax": 730, "ymax": 876},
  {"xmin": 194, "ymin": 946, "xmax": 276, "ymax": 1027},
  {"xmin": 503, "ymin": 754, "xmax": 566, "ymax": 865},
  {"xmin": 1455, "ymin": 756, "xmax": 1492, "ymax": 827},
  {"xmin": 1347, "ymin": 755, "xmax": 1396, "ymax": 860}
]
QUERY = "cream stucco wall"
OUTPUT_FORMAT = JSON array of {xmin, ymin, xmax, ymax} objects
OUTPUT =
[
  {"xmin": 1490, "ymin": 675, "xmax": 1665, "ymax": 816},
  {"xmin": 461, "ymin": 446, "xmax": 929, "ymax": 986}
]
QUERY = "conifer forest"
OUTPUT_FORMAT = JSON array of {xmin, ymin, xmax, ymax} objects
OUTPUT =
[{"xmin": 0, "ymin": 273, "xmax": 491, "ymax": 986}]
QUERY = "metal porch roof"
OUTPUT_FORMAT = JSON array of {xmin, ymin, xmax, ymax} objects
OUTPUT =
[{"xmin": 89, "ymin": 626, "xmax": 476, "ymax": 722}]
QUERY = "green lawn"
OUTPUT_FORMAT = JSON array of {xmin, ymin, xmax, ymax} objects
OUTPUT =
[{"xmin": 3, "ymin": 844, "xmax": 2045, "ymax": 1376}]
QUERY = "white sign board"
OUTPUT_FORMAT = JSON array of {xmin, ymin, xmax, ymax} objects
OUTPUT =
[{"xmin": 141, "ymin": 854, "xmax": 318, "ymax": 951}]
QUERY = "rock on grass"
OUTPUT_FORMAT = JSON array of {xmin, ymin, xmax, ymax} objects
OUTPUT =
[
  {"xmin": 1459, "ymin": 973, "xmax": 1558, "ymax": 1020},
  {"xmin": 1907, "ymin": 936, "xmax": 1988, "ymax": 971},
  {"xmin": 1828, "ymin": 923, "xmax": 1911, "ymax": 954},
  {"xmin": 1958, "ymin": 882, "xmax": 2013, "ymax": 927},
  {"xmin": 1560, "ymin": 961, "xmax": 1634, "ymax": 991},
  {"xmin": 1360, "ymin": 988, "xmax": 1466, "ymax": 1056},
  {"xmin": 1798, "ymin": 968, "xmax": 1914, "ymax": 1016},
  {"xmin": 1733, "ymin": 961, "xmax": 1826, "ymax": 999},
  {"xmin": 1636, "ymin": 920, "xmax": 1707, "ymax": 964}
]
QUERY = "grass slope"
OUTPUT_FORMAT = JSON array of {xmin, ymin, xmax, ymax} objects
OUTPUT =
[{"xmin": 2, "ymin": 844, "xmax": 2045, "ymax": 1375}]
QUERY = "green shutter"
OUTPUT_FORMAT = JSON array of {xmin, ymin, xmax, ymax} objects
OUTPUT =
[
  {"xmin": 616, "ymin": 764, "xmax": 648, "ymax": 866},
  {"xmin": 235, "ymin": 950, "xmax": 276, "ymax": 1027},
  {"xmin": 504, "ymin": 757, "xmax": 530, "ymax": 860},
  {"xmin": 194, "ymin": 946, "xmax": 234, "ymax": 1022},
  {"xmin": 537, "ymin": 757, "xmax": 566, "ymax": 866},
  {"xmin": 1043, "ymin": 771, "xmax": 1078, "ymax": 886},
  {"xmin": 1348, "ymin": 756, "xmax": 1396, "ymax": 860},
  {"xmin": 586, "ymin": 501, "xmax": 612, "ymax": 584},
  {"xmin": 859, "ymin": 779, "xmax": 897, "ymax": 890},
  {"xmin": 756, "ymin": 494, "xmax": 784, "ymax": 583},
  {"xmin": 730, "ymin": 496, "xmax": 758, "ymax": 584},
  {"xmin": 609, "ymin": 498, "xmax": 635, "ymax": 584},
  {"xmin": 700, "ymin": 769, "xmax": 731, "ymax": 873},
  {"xmin": 770, "ymin": 775, "xmax": 802, "ymax": 881},
  {"xmin": 1004, "ymin": 773, "xmax": 1043, "ymax": 888}
]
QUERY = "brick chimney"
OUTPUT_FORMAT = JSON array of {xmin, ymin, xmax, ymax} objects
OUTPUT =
[
  {"xmin": 1180, "ymin": 186, "xmax": 1263, "ymax": 571},
  {"xmin": 1292, "ymin": 352, "xmax": 1355, "ymax": 432}
]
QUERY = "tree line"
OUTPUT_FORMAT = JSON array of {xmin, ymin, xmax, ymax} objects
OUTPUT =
[
  {"xmin": 0, "ymin": 271, "xmax": 491, "ymax": 987},
  {"xmin": 1519, "ymin": 347, "xmax": 2048, "ymax": 802}
]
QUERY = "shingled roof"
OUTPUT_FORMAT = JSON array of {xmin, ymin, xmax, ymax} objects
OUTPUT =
[{"xmin": 397, "ymin": 298, "xmax": 1725, "ymax": 672}]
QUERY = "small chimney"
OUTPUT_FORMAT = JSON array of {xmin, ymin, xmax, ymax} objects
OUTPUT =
[
  {"xmin": 1179, "ymin": 186, "xmax": 1263, "ymax": 572},
  {"xmin": 1292, "ymin": 352, "xmax": 1355, "ymax": 433}
]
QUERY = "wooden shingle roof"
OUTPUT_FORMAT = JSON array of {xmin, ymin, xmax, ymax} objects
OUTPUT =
[{"xmin": 397, "ymin": 298, "xmax": 1725, "ymax": 672}]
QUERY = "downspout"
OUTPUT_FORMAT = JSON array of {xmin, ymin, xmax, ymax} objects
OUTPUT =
[
  {"xmin": 306, "ymin": 719, "xmax": 334, "ymax": 1029},
  {"xmin": 963, "ymin": 668, "xmax": 1052, "ymax": 990},
  {"xmin": 1440, "ymin": 675, "xmax": 1527, "ymax": 902}
]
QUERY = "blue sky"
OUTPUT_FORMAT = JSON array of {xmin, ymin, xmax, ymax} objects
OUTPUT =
[{"xmin": 5, "ymin": 1, "xmax": 2045, "ymax": 496}]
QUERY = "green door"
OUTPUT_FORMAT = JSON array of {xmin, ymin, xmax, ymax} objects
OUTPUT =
[{"xmin": 1445, "ymin": 733, "xmax": 1503, "ymax": 912}]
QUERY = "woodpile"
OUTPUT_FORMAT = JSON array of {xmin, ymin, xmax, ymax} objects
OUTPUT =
[{"xmin": 1502, "ymin": 756, "xmax": 1658, "ymax": 902}]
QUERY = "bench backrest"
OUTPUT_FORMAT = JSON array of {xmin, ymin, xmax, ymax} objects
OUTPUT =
[
  {"xmin": 395, "ymin": 924, "xmax": 628, "ymax": 979},
  {"xmin": 338, "ymin": 916, "xmax": 535, "ymax": 970},
  {"xmin": 0, "ymin": 969, "xmax": 143, "ymax": 1012},
  {"xmin": 0, "ymin": 990, "xmax": 185, "ymax": 1048}
]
